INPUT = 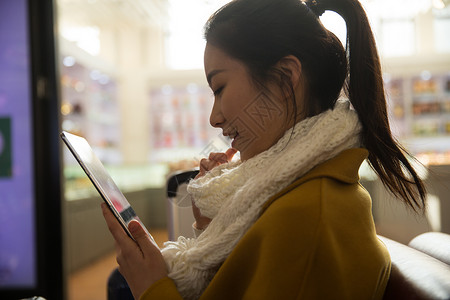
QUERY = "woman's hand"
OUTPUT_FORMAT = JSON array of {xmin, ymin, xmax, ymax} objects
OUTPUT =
[
  {"xmin": 195, "ymin": 148, "xmax": 238, "ymax": 179},
  {"xmin": 102, "ymin": 203, "xmax": 168, "ymax": 299},
  {"xmin": 192, "ymin": 148, "xmax": 237, "ymax": 230}
]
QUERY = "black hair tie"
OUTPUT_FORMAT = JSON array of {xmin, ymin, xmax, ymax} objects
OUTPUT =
[{"xmin": 306, "ymin": 0, "xmax": 326, "ymax": 17}]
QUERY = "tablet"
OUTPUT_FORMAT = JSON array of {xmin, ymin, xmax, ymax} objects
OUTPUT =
[{"xmin": 61, "ymin": 131, "xmax": 155, "ymax": 244}]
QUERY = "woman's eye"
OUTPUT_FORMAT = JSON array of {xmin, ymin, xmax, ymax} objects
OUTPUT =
[{"xmin": 213, "ymin": 87, "xmax": 224, "ymax": 96}]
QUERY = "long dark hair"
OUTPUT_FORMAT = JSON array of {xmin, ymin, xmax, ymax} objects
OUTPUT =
[{"xmin": 204, "ymin": 0, "xmax": 426, "ymax": 212}]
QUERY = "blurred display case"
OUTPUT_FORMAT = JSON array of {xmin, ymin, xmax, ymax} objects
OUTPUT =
[
  {"xmin": 386, "ymin": 71, "xmax": 450, "ymax": 165},
  {"xmin": 148, "ymin": 84, "xmax": 225, "ymax": 164},
  {"xmin": 58, "ymin": 52, "xmax": 224, "ymax": 200},
  {"xmin": 63, "ymin": 161, "xmax": 169, "ymax": 201},
  {"xmin": 59, "ymin": 40, "xmax": 132, "ymax": 200},
  {"xmin": 59, "ymin": 59, "xmax": 171, "ymax": 199},
  {"xmin": 60, "ymin": 56, "xmax": 121, "ymax": 163}
]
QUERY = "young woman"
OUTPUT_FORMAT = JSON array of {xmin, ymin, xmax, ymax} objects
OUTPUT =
[{"xmin": 103, "ymin": 0, "xmax": 427, "ymax": 299}]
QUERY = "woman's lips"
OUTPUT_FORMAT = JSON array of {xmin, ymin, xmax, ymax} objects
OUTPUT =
[{"xmin": 223, "ymin": 131, "xmax": 239, "ymax": 147}]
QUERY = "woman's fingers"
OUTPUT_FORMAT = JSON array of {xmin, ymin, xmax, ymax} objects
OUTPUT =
[
  {"xmin": 128, "ymin": 221, "xmax": 158, "ymax": 255},
  {"xmin": 101, "ymin": 203, "xmax": 168, "ymax": 300},
  {"xmin": 207, "ymin": 148, "xmax": 237, "ymax": 166},
  {"xmin": 209, "ymin": 148, "xmax": 237, "ymax": 163},
  {"xmin": 197, "ymin": 148, "xmax": 238, "ymax": 179},
  {"xmin": 101, "ymin": 203, "xmax": 129, "ymax": 245},
  {"xmin": 208, "ymin": 152, "xmax": 228, "ymax": 164},
  {"xmin": 225, "ymin": 148, "xmax": 238, "ymax": 161},
  {"xmin": 198, "ymin": 158, "xmax": 213, "ymax": 176}
]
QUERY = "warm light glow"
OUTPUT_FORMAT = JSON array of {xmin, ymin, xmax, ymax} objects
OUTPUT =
[
  {"xmin": 60, "ymin": 26, "xmax": 101, "ymax": 56},
  {"xmin": 433, "ymin": 0, "xmax": 445, "ymax": 9},
  {"xmin": 61, "ymin": 102, "xmax": 73, "ymax": 116}
]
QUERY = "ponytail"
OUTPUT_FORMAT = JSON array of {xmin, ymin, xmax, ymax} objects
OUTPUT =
[
  {"xmin": 312, "ymin": 0, "xmax": 427, "ymax": 212},
  {"xmin": 205, "ymin": 0, "xmax": 427, "ymax": 212}
]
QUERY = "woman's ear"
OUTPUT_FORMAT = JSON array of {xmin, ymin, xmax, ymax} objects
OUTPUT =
[{"xmin": 277, "ymin": 55, "xmax": 302, "ymax": 88}]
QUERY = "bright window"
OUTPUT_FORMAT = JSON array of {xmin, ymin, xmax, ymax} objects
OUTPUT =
[
  {"xmin": 165, "ymin": 1, "xmax": 348, "ymax": 70},
  {"xmin": 380, "ymin": 18, "xmax": 416, "ymax": 57},
  {"xmin": 321, "ymin": 11, "xmax": 347, "ymax": 47},
  {"xmin": 60, "ymin": 26, "xmax": 101, "ymax": 56},
  {"xmin": 433, "ymin": 6, "xmax": 450, "ymax": 53},
  {"xmin": 165, "ymin": 0, "xmax": 228, "ymax": 70}
]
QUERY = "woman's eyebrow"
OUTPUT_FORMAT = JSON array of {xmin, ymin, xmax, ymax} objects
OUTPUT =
[{"xmin": 207, "ymin": 69, "xmax": 226, "ymax": 86}]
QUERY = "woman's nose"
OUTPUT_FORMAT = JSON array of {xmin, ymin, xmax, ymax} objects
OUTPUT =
[{"xmin": 209, "ymin": 100, "xmax": 225, "ymax": 128}]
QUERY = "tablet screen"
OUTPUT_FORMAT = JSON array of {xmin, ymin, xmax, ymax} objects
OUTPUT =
[{"xmin": 61, "ymin": 131, "xmax": 138, "ymax": 235}]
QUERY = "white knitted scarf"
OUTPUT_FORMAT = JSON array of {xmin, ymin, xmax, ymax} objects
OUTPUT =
[{"xmin": 161, "ymin": 100, "xmax": 362, "ymax": 299}]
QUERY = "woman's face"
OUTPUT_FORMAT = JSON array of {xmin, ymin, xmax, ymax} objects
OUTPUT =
[{"xmin": 204, "ymin": 43, "xmax": 291, "ymax": 161}]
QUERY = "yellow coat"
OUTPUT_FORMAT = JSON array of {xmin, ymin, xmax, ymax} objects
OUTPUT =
[{"xmin": 141, "ymin": 148, "xmax": 391, "ymax": 300}]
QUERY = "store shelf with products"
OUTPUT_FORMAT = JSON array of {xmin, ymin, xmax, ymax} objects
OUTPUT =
[
  {"xmin": 59, "ymin": 39, "xmax": 127, "ymax": 200},
  {"xmin": 386, "ymin": 71, "xmax": 450, "ymax": 165},
  {"xmin": 148, "ymin": 83, "xmax": 225, "ymax": 169},
  {"xmin": 59, "ymin": 65, "xmax": 173, "ymax": 200},
  {"xmin": 59, "ymin": 38, "xmax": 121, "ymax": 158},
  {"xmin": 60, "ymin": 57, "xmax": 121, "ymax": 162}
]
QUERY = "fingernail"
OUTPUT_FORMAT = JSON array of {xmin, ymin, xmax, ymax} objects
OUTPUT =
[{"xmin": 128, "ymin": 220, "xmax": 141, "ymax": 234}]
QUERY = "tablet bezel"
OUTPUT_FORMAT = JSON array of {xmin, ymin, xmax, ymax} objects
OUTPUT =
[{"xmin": 61, "ymin": 131, "xmax": 137, "ymax": 240}]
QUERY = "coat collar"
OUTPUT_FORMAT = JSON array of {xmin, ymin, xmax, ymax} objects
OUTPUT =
[
  {"xmin": 301, "ymin": 148, "xmax": 368, "ymax": 185},
  {"xmin": 262, "ymin": 148, "xmax": 368, "ymax": 212}
]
